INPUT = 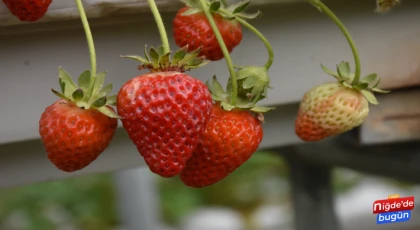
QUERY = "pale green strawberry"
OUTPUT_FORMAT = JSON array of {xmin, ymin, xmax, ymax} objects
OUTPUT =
[{"xmin": 295, "ymin": 61, "xmax": 390, "ymax": 142}]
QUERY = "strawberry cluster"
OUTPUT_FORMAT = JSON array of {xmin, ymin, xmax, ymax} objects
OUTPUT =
[{"xmin": 35, "ymin": 0, "xmax": 393, "ymax": 188}]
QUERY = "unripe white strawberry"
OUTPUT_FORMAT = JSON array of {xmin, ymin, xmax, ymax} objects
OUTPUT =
[
  {"xmin": 295, "ymin": 82, "xmax": 369, "ymax": 142},
  {"xmin": 295, "ymin": 61, "xmax": 390, "ymax": 142}
]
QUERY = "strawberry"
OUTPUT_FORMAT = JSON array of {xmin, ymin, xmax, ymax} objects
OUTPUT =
[
  {"xmin": 39, "ymin": 68, "xmax": 120, "ymax": 172},
  {"xmin": 117, "ymin": 46, "xmax": 212, "ymax": 178},
  {"xmin": 180, "ymin": 103, "xmax": 263, "ymax": 188},
  {"xmin": 2, "ymin": 0, "xmax": 52, "ymax": 22},
  {"xmin": 172, "ymin": 6, "xmax": 242, "ymax": 61},
  {"xmin": 295, "ymin": 61, "xmax": 390, "ymax": 142}
]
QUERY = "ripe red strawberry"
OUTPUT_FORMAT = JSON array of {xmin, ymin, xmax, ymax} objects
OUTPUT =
[
  {"xmin": 295, "ymin": 61, "xmax": 390, "ymax": 142},
  {"xmin": 39, "ymin": 99, "xmax": 118, "ymax": 172},
  {"xmin": 39, "ymin": 67, "xmax": 120, "ymax": 172},
  {"xmin": 118, "ymin": 46, "xmax": 212, "ymax": 178},
  {"xmin": 2, "ymin": 0, "xmax": 52, "ymax": 22},
  {"xmin": 173, "ymin": 6, "xmax": 242, "ymax": 61},
  {"xmin": 180, "ymin": 103, "xmax": 263, "ymax": 188}
]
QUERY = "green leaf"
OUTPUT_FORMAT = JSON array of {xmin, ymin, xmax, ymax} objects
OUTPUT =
[
  {"xmin": 120, "ymin": 55, "xmax": 149, "ymax": 63},
  {"xmin": 250, "ymin": 106, "xmax": 275, "ymax": 113},
  {"xmin": 353, "ymin": 82, "xmax": 369, "ymax": 90},
  {"xmin": 361, "ymin": 73, "xmax": 377, "ymax": 84},
  {"xmin": 321, "ymin": 64, "xmax": 339, "ymax": 78},
  {"xmin": 58, "ymin": 67, "xmax": 77, "ymax": 98},
  {"xmin": 372, "ymin": 88, "xmax": 391, "ymax": 93},
  {"xmin": 236, "ymin": 11, "xmax": 261, "ymax": 20},
  {"xmin": 92, "ymin": 96, "xmax": 107, "ymax": 108},
  {"xmin": 173, "ymin": 46, "xmax": 188, "ymax": 64},
  {"xmin": 209, "ymin": 1, "xmax": 221, "ymax": 12},
  {"xmin": 361, "ymin": 89, "xmax": 379, "ymax": 105},
  {"xmin": 72, "ymin": 88, "xmax": 84, "ymax": 101},
  {"xmin": 51, "ymin": 88, "xmax": 68, "ymax": 100},
  {"xmin": 97, "ymin": 106, "xmax": 121, "ymax": 119},
  {"xmin": 337, "ymin": 61, "xmax": 351, "ymax": 80},
  {"xmin": 220, "ymin": 102, "xmax": 235, "ymax": 111},
  {"xmin": 106, "ymin": 95, "xmax": 117, "ymax": 106}
]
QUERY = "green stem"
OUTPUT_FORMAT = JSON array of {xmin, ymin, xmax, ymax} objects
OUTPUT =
[
  {"xmin": 148, "ymin": 0, "xmax": 170, "ymax": 53},
  {"xmin": 198, "ymin": 0, "xmax": 238, "ymax": 105},
  {"xmin": 75, "ymin": 0, "xmax": 96, "ymax": 76},
  {"xmin": 310, "ymin": 0, "xmax": 361, "ymax": 83},
  {"xmin": 219, "ymin": 8, "xmax": 274, "ymax": 70}
]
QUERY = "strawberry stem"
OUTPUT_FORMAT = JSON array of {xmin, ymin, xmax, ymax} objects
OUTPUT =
[
  {"xmin": 148, "ymin": 0, "xmax": 170, "ymax": 53},
  {"xmin": 309, "ymin": 0, "xmax": 361, "ymax": 83},
  {"xmin": 198, "ymin": 0, "xmax": 238, "ymax": 106},
  {"xmin": 218, "ymin": 7, "xmax": 274, "ymax": 70},
  {"xmin": 75, "ymin": 0, "xmax": 97, "ymax": 77}
]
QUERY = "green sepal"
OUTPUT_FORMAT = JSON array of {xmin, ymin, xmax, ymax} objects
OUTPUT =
[
  {"xmin": 77, "ymin": 70, "xmax": 91, "ymax": 99},
  {"xmin": 250, "ymin": 106, "xmax": 275, "ymax": 113},
  {"xmin": 51, "ymin": 67, "xmax": 119, "ymax": 119},
  {"xmin": 206, "ymin": 75, "xmax": 228, "ymax": 101},
  {"xmin": 97, "ymin": 106, "xmax": 121, "ymax": 119},
  {"xmin": 182, "ymin": 7, "xmax": 203, "ymax": 16},
  {"xmin": 51, "ymin": 88, "xmax": 67, "ymax": 100},
  {"xmin": 226, "ymin": 0, "xmax": 250, "ymax": 14},
  {"xmin": 72, "ymin": 88, "xmax": 84, "ymax": 101},
  {"xmin": 236, "ymin": 11, "xmax": 261, "ymax": 20},
  {"xmin": 336, "ymin": 61, "xmax": 351, "ymax": 81},
  {"xmin": 321, "ymin": 64, "xmax": 339, "ymax": 79},
  {"xmin": 122, "ymin": 45, "xmax": 209, "ymax": 72},
  {"xmin": 372, "ymin": 88, "xmax": 391, "ymax": 93},
  {"xmin": 361, "ymin": 73, "xmax": 377, "ymax": 84},
  {"xmin": 88, "ymin": 71, "xmax": 107, "ymax": 104},
  {"xmin": 173, "ymin": 46, "xmax": 188, "ymax": 64},
  {"xmin": 181, "ymin": 0, "xmax": 202, "ymax": 9},
  {"xmin": 58, "ymin": 67, "xmax": 77, "ymax": 98},
  {"xmin": 361, "ymin": 89, "xmax": 379, "ymax": 105},
  {"xmin": 92, "ymin": 96, "xmax": 107, "ymax": 108},
  {"xmin": 149, "ymin": 47, "xmax": 160, "ymax": 65},
  {"xmin": 320, "ymin": 61, "xmax": 390, "ymax": 105},
  {"xmin": 106, "ymin": 95, "xmax": 117, "ymax": 106},
  {"xmin": 209, "ymin": 1, "xmax": 221, "ymax": 12},
  {"xmin": 120, "ymin": 55, "xmax": 150, "ymax": 63},
  {"xmin": 353, "ymin": 82, "xmax": 369, "ymax": 90},
  {"xmin": 220, "ymin": 102, "xmax": 235, "ymax": 111}
]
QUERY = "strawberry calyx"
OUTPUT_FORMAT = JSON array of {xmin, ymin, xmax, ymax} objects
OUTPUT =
[
  {"xmin": 51, "ymin": 67, "xmax": 120, "ymax": 119},
  {"xmin": 229, "ymin": 65, "xmax": 272, "ymax": 103},
  {"xmin": 181, "ymin": 0, "xmax": 261, "ymax": 21},
  {"xmin": 207, "ymin": 75, "xmax": 275, "ymax": 115},
  {"xmin": 121, "ymin": 45, "xmax": 209, "ymax": 73},
  {"xmin": 321, "ymin": 61, "xmax": 390, "ymax": 105}
]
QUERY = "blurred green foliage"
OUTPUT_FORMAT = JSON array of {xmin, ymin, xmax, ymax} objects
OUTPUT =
[
  {"xmin": 157, "ymin": 152, "xmax": 364, "ymax": 225},
  {"xmin": 0, "ymin": 174, "xmax": 118, "ymax": 230},
  {"xmin": 0, "ymin": 151, "xmax": 404, "ymax": 230}
]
